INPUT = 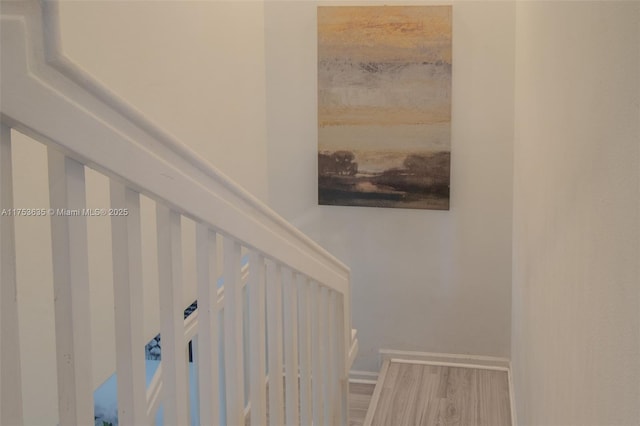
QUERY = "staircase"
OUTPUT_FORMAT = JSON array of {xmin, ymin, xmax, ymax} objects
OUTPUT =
[{"xmin": 0, "ymin": 1, "xmax": 357, "ymax": 425}]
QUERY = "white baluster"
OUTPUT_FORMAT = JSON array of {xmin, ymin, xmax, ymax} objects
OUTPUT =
[
  {"xmin": 186, "ymin": 342, "xmax": 193, "ymax": 426},
  {"xmin": 156, "ymin": 204, "xmax": 188, "ymax": 425},
  {"xmin": 321, "ymin": 287, "xmax": 332, "ymax": 424},
  {"xmin": 0, "ymin": 124, "xmax": 23, "ymax": 425},
  {"xmin": 47, "ymin": 149, "xmax": 93, "ymax": 426},
  {"xmin": 249, "ymin": 251, "xmax": 267, "ymax": 425},
  {"xmin": 341, "ymin": 277, "xmax": 352, "ymax": 390},
  {"xmin": 243, "ymin": 268, "xmax": 251, "ymax": 418},
  {"xmin": 336, "ymin": 294, "xmax": 349, "ymax": 426},
  {"xmin": 310, "ymin": 282, "xmax": 324, "ymax": 426},
  {"xmin": 283, "ymin": 268, "xmax": 300, "ymax": 426},
  {"xmin": 266, "ymin": 261, "xmax": 284, "ymax": 426},
  {"xmin": 191, "ymin": 336, "xmax": 200, "ymax": 426},
  {"xmin": 329, "ymin": 290, "xmax": 339, "ymax": 425},
  {"xmin": 223, "ymin": 238, "xmax": 245, "ymax": 426},
  {"xmin": 110, "ymin": 181, "xmax": 146, "ymax": 425},
  {"xmin": 297, "ymin": 276, "xmax": 312, "ymax": 426},
  {"xmin": 196, "ymin": 224, "xmax": 220, "ymax": 425}
]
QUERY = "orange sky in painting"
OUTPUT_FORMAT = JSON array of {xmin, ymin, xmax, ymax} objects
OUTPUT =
[
  {"xmin": 318, "ymin": 105, "xmax": 451, "ymax": 127},
  {"xmin": 318, "ymin": 5, "xmax": 452, "ymax": 133},
  {"xmin": 318, "ymin": 6, "xmax": 452, "ymax": 63}
]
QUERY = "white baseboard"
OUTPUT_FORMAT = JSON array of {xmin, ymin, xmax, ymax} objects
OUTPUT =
[
  {"xmin": 349, "ymin": 369, "xmax": 379, "ymax": 384},
  {"xmin": 379, "ymin": 349, "xmax": 511, "ymax": 370}
]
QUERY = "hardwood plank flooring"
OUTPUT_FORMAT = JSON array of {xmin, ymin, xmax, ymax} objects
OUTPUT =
[
  {"xmin": 349, "ymin": 382, "xmax": 376, "ymax": 426},
  {"xmin": 367, "ymin": 360, "xmax": 511, "ymax": 426}
]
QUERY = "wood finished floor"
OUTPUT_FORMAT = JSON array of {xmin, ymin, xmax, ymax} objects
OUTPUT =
[
  {"xmin": 367, "ymin": 361, "xmax": 511, "ymax": 426},
  {"xmin": 349, "ymin": 382, "xmax": 376, "ymax": 426}
]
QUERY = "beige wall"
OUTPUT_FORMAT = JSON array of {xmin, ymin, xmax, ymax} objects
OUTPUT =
[
  {"xmin": 265, "ymin": 0, "xmax": 515, "ymax": 371},
  {"xmin": 512, "ymin": 2, "xmax": 640, "ymax": 425},
  {"xmin": 59, "ymin": 0, "xmax": 269, "ymax": 202}
]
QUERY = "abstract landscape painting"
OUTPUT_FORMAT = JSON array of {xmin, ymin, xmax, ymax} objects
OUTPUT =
[{"xmin": 318, "ymin": 6, "xmax": 452, "ymax": 210}]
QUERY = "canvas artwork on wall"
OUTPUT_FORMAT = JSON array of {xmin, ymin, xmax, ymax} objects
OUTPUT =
[{"xmin": 318, "ymin": 6, "xmax": 452, "ymax": 210}]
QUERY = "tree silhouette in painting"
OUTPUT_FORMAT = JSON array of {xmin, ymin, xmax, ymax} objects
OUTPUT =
[
  {"xmin": 318, "ymin": 151, "xmax": 358, "ymax": 176},
  {"xmin": 373, "ymin": 152, "xmax": 450, "ymax": 198}
]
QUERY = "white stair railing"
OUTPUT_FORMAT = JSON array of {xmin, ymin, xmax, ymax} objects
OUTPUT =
[{"xmin": 0, "ymin": 1, "xmax": 357, "ymax": 425}]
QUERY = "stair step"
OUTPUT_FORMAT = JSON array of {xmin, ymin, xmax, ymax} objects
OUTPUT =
[
  {"xmin": 363, "ymin": 358, "xmax": 512, "ymax": 426},
  {"xmin": 349, "ymin": 381, "xmax": 376, "ymax": 426}
]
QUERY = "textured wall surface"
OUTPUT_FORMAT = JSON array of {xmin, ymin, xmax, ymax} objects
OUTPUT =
[{"xmin": 512, "ymin": 2, "xmax": 640, "ymax": 425}]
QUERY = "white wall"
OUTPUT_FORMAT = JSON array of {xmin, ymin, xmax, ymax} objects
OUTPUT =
[
  {"xmin": 512, "ymin": 2, "xmax": 640, "ymax": 425},
  {"xmin": 58, "ymin": 1, "xmax": 269, "ymax": 202},
  {"xmin": 265, "ymin": 0, "xmax": 515, "ymax": 371}
]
